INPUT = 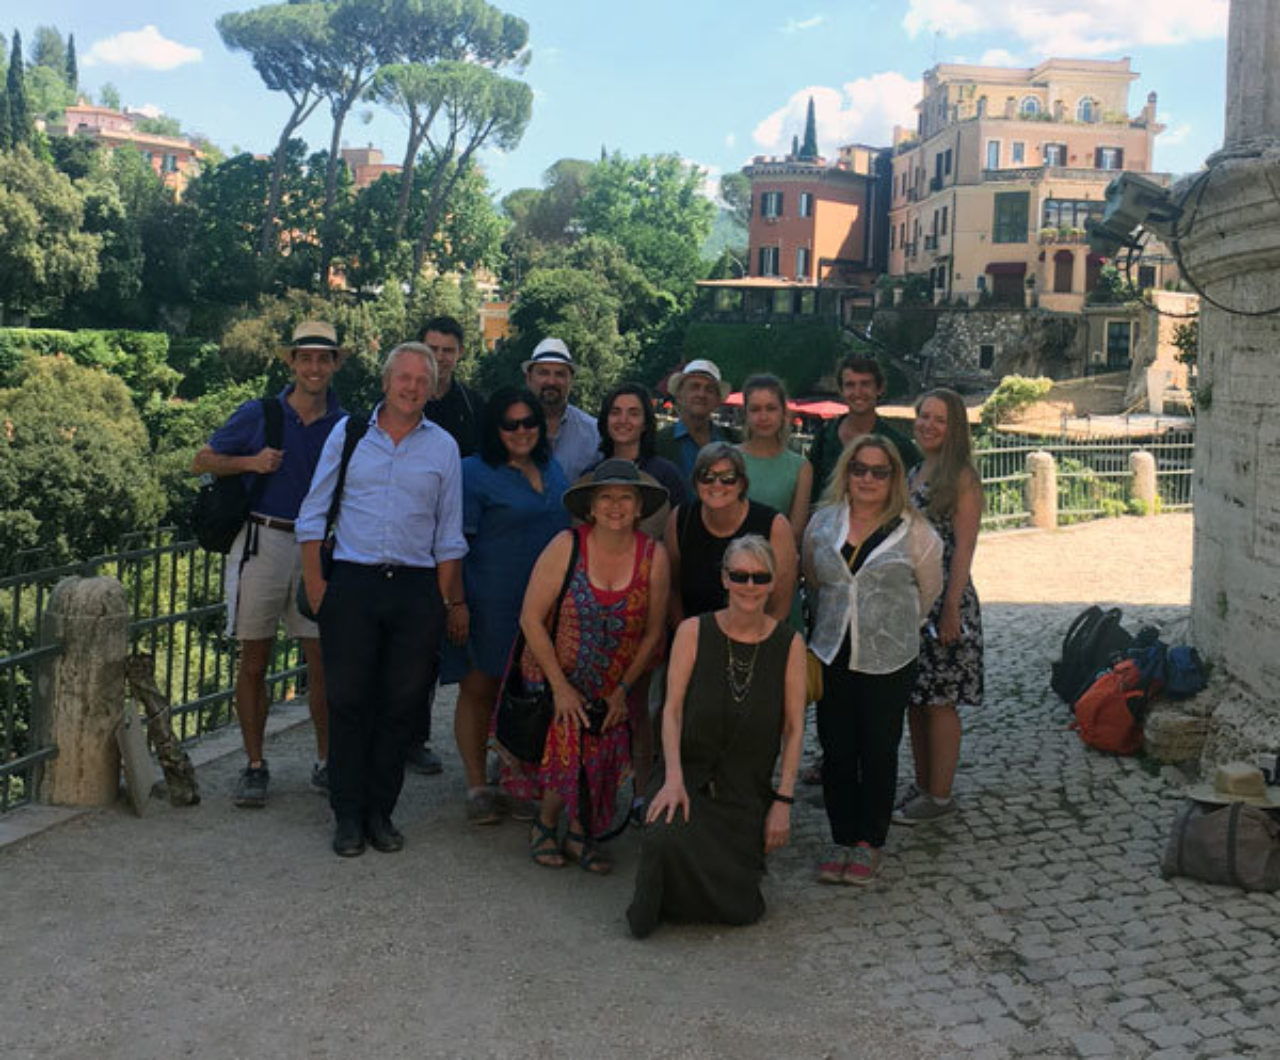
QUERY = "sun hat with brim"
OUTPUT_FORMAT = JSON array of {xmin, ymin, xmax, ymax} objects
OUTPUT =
[
  {"xmin": 277, "ymin": 320, "xmax": 347, "ymax": 363},
  {"xmin": 563, "ymin": 459, "xmax": 669, "ymax": 521},
  {"xmin": 668, "ymin": 358, "xmax": 731, "ymax": 400},
  {"xmin": 1185, "ymin": 762, "xmax": 1280, "ymax": 808},
  {"xmin": 522, "ymin": 336, "xmax": 575, "ymax": 374}
]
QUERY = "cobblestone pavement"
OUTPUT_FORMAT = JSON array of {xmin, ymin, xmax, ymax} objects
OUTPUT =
[{"xmin": 3, "ymin": 513, "xmax": 1279, "ymax": 1059}]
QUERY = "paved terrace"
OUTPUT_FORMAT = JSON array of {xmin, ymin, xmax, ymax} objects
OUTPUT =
[{"xmin": 3, "ymin": 513, "xmax": 1278, "ymax": 1059}]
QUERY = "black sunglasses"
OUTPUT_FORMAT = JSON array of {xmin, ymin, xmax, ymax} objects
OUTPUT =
[
  {"xmin": 500, "ymin": 414, "xmax": 539, "ymax": 432},
  {"xmin": 697, "ymin": 469, "xmax": 741, "ymax": 486},
  {"xmin": 849, "ymin": 461, "xmax": 892, "ymax": 481},
  {"xmin": 726, "ymin": 569, "xmax": 773, "ymax": 585}
]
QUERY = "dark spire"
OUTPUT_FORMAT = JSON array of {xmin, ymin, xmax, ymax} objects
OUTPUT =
[{"xmin": 799, "ymin": 96, "xmax": 819, "ymax": 160}]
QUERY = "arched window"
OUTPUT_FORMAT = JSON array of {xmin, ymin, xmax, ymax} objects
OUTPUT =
[
  {"xmin": 1076, "ymin": 97, "xmax": 1098, "ymax": 123},
  {"xmin": 1020, "ymin": 96, "xmax": 1040, "ymax": 118}
]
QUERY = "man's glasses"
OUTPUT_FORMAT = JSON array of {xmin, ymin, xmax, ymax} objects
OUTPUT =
[
  {"xmin": 726, "ymin": 569, "xmax": 773, "ymax": 585},
  {"xmin": 500, "ymin": 415, "xmax": 539, "ymax": 432},
  {"xmin": 849, "ymin": 461, "xmax": 892, "ymax": 481},
  {"xmin": 696, "ymin": 469, "xmax": 741, "ymax": 486}
]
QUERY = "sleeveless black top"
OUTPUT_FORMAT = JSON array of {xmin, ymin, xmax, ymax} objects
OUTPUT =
[{"xmin": 676, "ymin": 499, "xmax": 778, "ymax": 618}]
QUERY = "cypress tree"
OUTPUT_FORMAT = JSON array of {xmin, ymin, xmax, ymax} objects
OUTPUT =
[
  {"xmin": 7, "ymin": 32, "xmax": 31, "ymax": 146},
  {"xmin": 791, "ymin": 134, "xmax": 799, "ymax": 158},
  {"xmin": 799, "ymin": 96, "xmax": 818, "ymax": 160},
  {"xmin": 0, "ymin": 86, "xmax": 10, "ymax": 150},
  {"xmin": 66, "ymin": 33, "xmax": 77, "ymax": 90}
]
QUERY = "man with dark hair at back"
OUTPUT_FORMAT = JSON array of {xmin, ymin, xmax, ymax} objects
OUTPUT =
[
  {"xmin": 807, "ymin": 354, "xmax": 921, "ymax": 503},
  {"xmin": 405, "ymin": 315, "xmax": 487, "ymax": 776}
]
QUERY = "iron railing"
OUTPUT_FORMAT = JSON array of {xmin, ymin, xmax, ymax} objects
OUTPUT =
[
  {"xmin": 1, "ymin": 531, "xmax": 304, "ymax": 813},
  {"xmin": 975, "ymin": 428, "xmax": 1195, "ymax": 529}
]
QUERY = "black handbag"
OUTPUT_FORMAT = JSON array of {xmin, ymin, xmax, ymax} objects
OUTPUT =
[{"xmin": 494, "ymin": 532, "xmax": 579, "ymax": 763}]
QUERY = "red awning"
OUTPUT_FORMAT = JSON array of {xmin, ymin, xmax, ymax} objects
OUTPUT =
[{"xmin": 985, "ymin": 262, "xmax": 1027, "ymax": 276}]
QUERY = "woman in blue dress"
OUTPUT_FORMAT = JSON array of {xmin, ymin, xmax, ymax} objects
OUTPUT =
[{"xmin": 446, "ymin": 387, "xmax": 570, "ymax": 825}]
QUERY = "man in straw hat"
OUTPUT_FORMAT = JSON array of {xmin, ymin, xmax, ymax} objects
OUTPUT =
[
  {"xmin": 522, "ymin": 337, "xmax": 600, "ymax": 482},
  {"xmin": 654, "ymin": 358, "xmax": 740, "ymax": 480},
  {"xmin": 192, "ymin": 320, "xmax": 346, "ymax": 808}
]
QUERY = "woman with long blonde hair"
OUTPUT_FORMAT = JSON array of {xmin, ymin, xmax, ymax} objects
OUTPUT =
[
  {"xmin": 894, "ymin": 388, "xmax": 985, "ymax": 826},
  {"xmin": 802, "ymin": 436, "xmax": 942, "ymax": 884}
]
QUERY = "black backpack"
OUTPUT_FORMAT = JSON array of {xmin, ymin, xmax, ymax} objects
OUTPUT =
[
  {"xmin": 193, "ymin": 398, "xmax": 284, "ymax": 553},
  {"xmin": 1051, "ymin": 605, "xmax": 1133, "ymax": 704}
]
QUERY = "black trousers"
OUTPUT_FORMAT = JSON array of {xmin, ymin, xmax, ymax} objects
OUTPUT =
[
  {"xmin": 319, "ymin": 562, "xmax": 444, "ymax": 822},
  {"xmin": 816, "ymin": 650, "xmax": 917, "ymax": 849}
]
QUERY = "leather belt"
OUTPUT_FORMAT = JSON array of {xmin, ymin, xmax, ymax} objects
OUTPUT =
[{"xmin": 248, "ymin": 513, "xmax": 295, "ymax": 532}]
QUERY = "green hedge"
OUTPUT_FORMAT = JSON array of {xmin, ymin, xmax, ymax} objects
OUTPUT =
[
  {"xmin": 681, "ymin": 321, "xmax": 844, "ymax": 395},
  {"xmin": 0, "ymin": 328, "xmax": 180, "ymax": 403}
]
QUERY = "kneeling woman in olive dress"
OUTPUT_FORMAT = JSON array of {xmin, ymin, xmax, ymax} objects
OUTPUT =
[{"xmin": 627, "ymin": 535, "xmax": 806, "ymax": 938}]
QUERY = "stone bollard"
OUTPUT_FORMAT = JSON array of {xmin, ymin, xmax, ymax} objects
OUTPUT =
[
  {"xmin": 32, "ymin": 576, "xmax": 130, "ymax": 806},
  {"xmin": 1026, "ymin": 450, "xmax": 1058, "ymax": 529},
  {"xmin": 1129, "ymin": 450, "xmax": 1158, "ymax": 515}
]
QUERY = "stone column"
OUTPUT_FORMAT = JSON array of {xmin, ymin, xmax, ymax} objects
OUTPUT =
[
  {"xmin": 1129, "ymin": 450, "xmax": 1157, "ymax": 514},
  {"xmin": 32, "ymin": 577, "xmax": 130, "ymax": 806},
  {"xmin": 1187, "ymin": 0, "xmax": 1280, "ymax": 753},
  {"xmin": 1026, "ymin": 450, "xmax": 1058, "ymax": 529}
]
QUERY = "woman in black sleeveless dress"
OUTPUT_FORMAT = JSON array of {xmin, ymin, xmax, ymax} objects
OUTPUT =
[{"xmin": 628, "ymin": 535, "xmax": 806, "ymax": 938}]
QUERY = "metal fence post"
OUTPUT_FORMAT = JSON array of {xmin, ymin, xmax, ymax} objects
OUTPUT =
[
  {"xmin": 1026, "ymin": 450, "xmax": 1058, "ymax": 529},
  {"xmin": 32, "ymin": 576, "xmax": 130, "ymax": 806},
  {"xmin": 1129, "ymin": 450, "xmax": 1158, "ymax": 515}
]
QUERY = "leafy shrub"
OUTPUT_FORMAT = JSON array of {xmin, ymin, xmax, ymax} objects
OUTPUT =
[{"xmin": 979, "ymin": 375, "xmax": 1052, "ymax": 427}]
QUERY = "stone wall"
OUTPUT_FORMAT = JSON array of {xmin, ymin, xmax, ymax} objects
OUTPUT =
[
  {"xmin": 1186, "ymin": 0, "xmax": 1280, "ymax": 767},
  {"xmin": 912, "ymin": 308, "xmax": 1085, "ymax": 388}
]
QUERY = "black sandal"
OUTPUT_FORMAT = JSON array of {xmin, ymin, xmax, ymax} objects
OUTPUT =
[
  {"xmin": 564, "ymin": 830, "xmax": 612, "ymax": 876},
  {"xmin": 529, "ymin": 819, "xmax": 565, "ymax": 868}
]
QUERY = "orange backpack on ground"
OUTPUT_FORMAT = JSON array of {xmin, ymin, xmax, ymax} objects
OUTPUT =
[{"xmin": 1070, "ymin": 659, "xmax": 1151, "ymax": 755}]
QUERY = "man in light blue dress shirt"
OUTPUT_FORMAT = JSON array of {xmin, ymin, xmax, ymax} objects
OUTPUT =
[
  {"xmin": 523, "ymin": 337, "xmax": 600, "ymax": 482},
  {"xmin": 297, "ymin": 343, "xmax": 468, "ymax": 857}
]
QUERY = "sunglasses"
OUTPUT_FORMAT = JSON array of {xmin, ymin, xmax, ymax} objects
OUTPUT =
[
  {"xmin": 849, "ymin": 461, "xmax": 892, "ymax": 481},
  {"xmin": 697, "ymin": 470, "xmax": 741, "ymax": 486},
  {"xmin": 726, "ymin": 569, "xmax": 773, "ymax": 585},
  {"xmin": 499, "ymin": 415, "xmax": 539, "ymax": 432}
]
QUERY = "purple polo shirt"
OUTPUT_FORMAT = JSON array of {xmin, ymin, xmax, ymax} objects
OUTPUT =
[{"xmin": 208, "ymin": 386, "xmax": 344, "ymax": 520}]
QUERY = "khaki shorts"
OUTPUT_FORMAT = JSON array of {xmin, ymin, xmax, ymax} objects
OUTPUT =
[{"xmin": 224, "ymin": 519, "xmax": 318, "ymax": 641}]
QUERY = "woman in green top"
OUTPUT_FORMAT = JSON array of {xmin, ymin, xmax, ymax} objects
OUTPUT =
[
  {"xmin": 738, "ymin": 374, "xmax": 813, "ymax": 540},
  {"xmin": 739, "ymin": 374, "xmax": 811, "ymax": 632}
]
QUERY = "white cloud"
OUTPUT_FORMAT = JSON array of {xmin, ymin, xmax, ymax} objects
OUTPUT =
[
  {"xmin": 903, "ymin": 0, "xmax": 1227, "ymax": 55},
  {"xmin": 132, "ymin": 103, "xmax": 164, "ymax": 119},
  {"xmin": 83, "ymin": 26, "xmax": 202, "ymax": 71},
  {"xmin": 781, "ymin": 15, "xmax": 825, "ymax": 33},
  {"xmin": 979, "ymin": 48, "xmax": 1023, "ymax": 67},
  {"xmin": 725, "ymin": 132, "xmax": 736, "ymax": 148},
  {"xmin": 752, "ymin": 73, "xmax": 921, "ymax": 154}
]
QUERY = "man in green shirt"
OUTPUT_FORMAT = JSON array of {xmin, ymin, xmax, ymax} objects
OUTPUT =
[{"xmin": 807, "ymin": 355, "xmax": 920, "ymax": 504}]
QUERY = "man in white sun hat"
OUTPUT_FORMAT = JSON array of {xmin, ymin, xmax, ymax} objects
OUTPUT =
[
  {"xmin": 522, "ymin": 336, "xmax": 600, "ymax": 481},
  {"xmin": 655, "ymin": 358, "xmax": 740, "ymax": 480}
]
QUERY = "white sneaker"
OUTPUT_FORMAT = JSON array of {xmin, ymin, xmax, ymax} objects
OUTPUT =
[{"xmin": 892, "ymin": 793, "xmax": 956, "ymax": 826}]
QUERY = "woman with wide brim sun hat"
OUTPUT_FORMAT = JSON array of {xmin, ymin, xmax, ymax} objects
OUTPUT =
[{"xmin": 502, "ymin": 460, "xmax": 670, "ymax": 875}]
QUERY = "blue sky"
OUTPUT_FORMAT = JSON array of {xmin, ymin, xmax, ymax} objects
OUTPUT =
[{"xmin": 17, "ymin": 0, "xmax": 1229, "ymax": 199}]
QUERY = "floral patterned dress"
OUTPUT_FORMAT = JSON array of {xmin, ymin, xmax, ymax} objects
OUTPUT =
[
  {"xmin": 501, "ymin": 525, "xmax": 656, "ymax": 835},
  {"xmin": 908, "ymin": 471, "xmax": 985, "ymax": 710}
]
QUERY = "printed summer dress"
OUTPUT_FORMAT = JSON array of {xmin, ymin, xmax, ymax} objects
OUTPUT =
[
  {"xmin": 908, "ymin": 471, "xmax": 985, "ymax": 709},
  {"xmin": 501, "ymin": 525, "xmax": 656, "ymax": 835}
]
